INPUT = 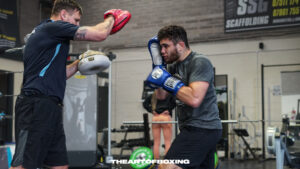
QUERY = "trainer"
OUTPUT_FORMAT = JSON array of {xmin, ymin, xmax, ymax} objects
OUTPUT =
[
  {"xmin": 146, "ymin": 25, "xmax": 222, "ymax": 169},
  {"xmin": 10, "ymin": 0, "xmax": 131, "ymax": 169}
]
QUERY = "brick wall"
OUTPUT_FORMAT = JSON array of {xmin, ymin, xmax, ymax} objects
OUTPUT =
[
  {"xmin": 19, "ymin": 0, "xmax": 300, "ymax": 52},
  {"xmin": 19, "ymin": 0, "xmax": 40, "ymax": 43},
  {"xmin": 72, "ymin": 0, "xmax": 300, "ymax": 52}
]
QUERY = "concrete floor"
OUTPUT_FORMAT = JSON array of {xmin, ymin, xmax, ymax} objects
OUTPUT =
[
  {"xmin": 74, "ymin": 159, "xmax": 285, "ymax": 169},
  {"xmin": 218, "ymin": 159, "xmax": 277, "ymax": 169}
]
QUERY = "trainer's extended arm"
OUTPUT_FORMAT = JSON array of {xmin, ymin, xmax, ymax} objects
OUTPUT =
[
  {"xmin": 74, "ymin": 9, "xmax": 131, "ymax": 41},
  {"xmin": 74, "ymin": 16, "xmax": 114, "ymax": 41}
]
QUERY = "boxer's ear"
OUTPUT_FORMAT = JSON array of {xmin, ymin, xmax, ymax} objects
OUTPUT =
[{"xmin": 176, "ymin": 41, "xmax": 185, "ymax": 53}]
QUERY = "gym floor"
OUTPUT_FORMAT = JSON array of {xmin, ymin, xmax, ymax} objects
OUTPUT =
[{"xmin": 76, "ymin": 159, "xmax": 279, "ymax": 169}]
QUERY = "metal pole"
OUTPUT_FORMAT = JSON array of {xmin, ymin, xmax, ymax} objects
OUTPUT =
[
  {"xmin": 106, "ymin": 62, "xmax": 113, "ymax": 163},
  {"xmin": 175, "ymin": 106, "xmax": 178, "ymax": 137},
  {"xmin": 143, "ymin": 113, "xmax": 151, "ymax": 147},
  {"xmin": 261, "ymin": 64, "xmax": 265, "ymax": 159},
  {"xmin": 123, "ymin": 120, "xmax": 238, "ymax": 125}
]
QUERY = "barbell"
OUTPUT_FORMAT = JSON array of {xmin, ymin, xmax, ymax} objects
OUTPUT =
[{"xmin": 123, "ymin": 120, "xmax": 300, "ymax": 125}]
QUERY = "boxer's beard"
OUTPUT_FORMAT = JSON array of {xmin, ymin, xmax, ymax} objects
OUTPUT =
[{"xmin": 165, "ymin": 48, "xmax": 179, "ymax": 64}]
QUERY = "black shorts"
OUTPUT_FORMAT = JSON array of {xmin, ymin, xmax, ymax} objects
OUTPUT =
[
  {"xmin": 11, "ymin": 95, "xmax": 68, "ymax": 169},
  {"xmin": 165, "ymin": 126, "xmax": 222, "ymax": 169}
]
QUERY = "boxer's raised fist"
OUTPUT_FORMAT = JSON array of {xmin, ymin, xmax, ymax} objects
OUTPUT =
[
  {"xmin": 146, "ymin": 66, "xmax": 184, "ymax": 95},
  {"xmin": 148, "ymin": 36, "xmax": 166, "ymax": 69}
]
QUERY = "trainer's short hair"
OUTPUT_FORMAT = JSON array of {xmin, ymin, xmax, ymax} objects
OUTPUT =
[
  {"xmin": 51, "ymin": 0, "xmax": 83, "ymax": 16},
  {"xmin": 157, "ymin": 25, "xmax": 189, "ymax": 49}
]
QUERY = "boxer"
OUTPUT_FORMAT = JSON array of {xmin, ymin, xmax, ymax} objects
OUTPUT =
[
  {"xmin": 145, "ymin": 25, "xmax": 222, "ymax": 169},
  {"xmin": 143, "ymin": 37, "xmax": 175, "ymax": 160}
]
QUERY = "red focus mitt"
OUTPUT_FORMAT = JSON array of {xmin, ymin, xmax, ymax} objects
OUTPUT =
[{"xmin": 104, "ymin": 9, "xmax": 131, "ymax": 34}]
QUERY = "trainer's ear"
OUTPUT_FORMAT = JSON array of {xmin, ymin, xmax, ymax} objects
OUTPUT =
[{"xmin": 60, "ymin": 9, "xmax": 67, "ymax": 20}]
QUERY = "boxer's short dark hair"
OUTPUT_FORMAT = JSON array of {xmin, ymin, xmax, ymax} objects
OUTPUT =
[{"xmin": 158, "ymin": 25, "xmax": 189, "ymax": 49}]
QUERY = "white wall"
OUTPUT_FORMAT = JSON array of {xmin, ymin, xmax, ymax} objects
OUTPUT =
[
  {"xmin": 1, "ymin": 36, "xmax": 300, "ymax": 156},
  {"xmin": 110, "ymin": 36, "xmax": 300, "ymax": 156}
]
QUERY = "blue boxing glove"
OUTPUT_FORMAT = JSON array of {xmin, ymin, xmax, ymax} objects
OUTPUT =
[
  {"xmin": 146, "ymin": 66, "xmax": 184, "ymax": 95},
  {"xmin": 148, "ymin": 36, "xmax": 166, "ymax": 69}
]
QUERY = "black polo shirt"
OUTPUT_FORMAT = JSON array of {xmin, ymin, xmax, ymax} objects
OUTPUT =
[{"xmin": 22, "ymin": 19, "xmax": 79, "ymax": 101}]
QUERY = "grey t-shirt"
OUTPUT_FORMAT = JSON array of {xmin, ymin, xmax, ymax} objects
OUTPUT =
[{"xmin": 169, "ymin": 51, "xmax": 222, "ymax": 130}]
